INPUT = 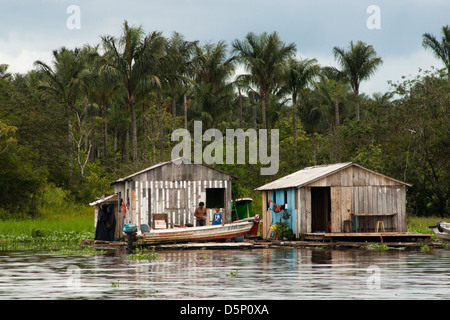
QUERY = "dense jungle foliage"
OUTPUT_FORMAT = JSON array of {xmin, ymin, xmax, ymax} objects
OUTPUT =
[{"xmin": 0, "ymin": 22, "xmax": 448, "ymax": 218}]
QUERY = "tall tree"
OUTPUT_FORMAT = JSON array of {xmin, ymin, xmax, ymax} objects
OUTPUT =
[
  {"xmin": 102, "ymin": 21, "xmax": 166, "ymax": 169},
  {"xmin": 298, "ymin": 89, "xmax": 326, "ymax": 164},
  {"xmin": 232, "ymin": 32, "xmax": 296, "ymax": 128},
  {"xmin": 165, "ymin": 32, "xmax": 199, "ymax": 131},
  {"xmin": 192, "ymin": 41, "xmax": 235, "ymax": 129},
  {"xmin": 332, "ymin": 41, "xmax": 382, "ymax": 121},
  {"xmin": 422, "ymin": 25, "xmax": 450, "ymax": 76},
  {"xmin": 279, "ymin": 56, "xmax": 319, "ymax": 148},
  {"xmin": 34, "ymin": 47, "xmax": 86, "ymax": 173},
  {"xmin": 83, "ymin": 48, "xmax": 121, "ymax": 168}
]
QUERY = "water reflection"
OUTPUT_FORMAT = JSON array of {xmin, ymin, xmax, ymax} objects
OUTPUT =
[{"xmin": 0, "ymin": 248, "xmax": 449, "ymax": 299}]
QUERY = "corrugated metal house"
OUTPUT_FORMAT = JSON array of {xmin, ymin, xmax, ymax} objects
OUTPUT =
[
  {"xmin": 108, "ymin": 157, "xmax": 236, "ymax": 235},
  {"xmin": 255, "ymin": 162, "xmax": 411, "ymax": 239}
]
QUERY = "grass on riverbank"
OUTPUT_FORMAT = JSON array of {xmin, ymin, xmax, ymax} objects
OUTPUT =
[
  {"xmin": 0, "ymin": 187, "xmax": 94, "ymax": 251},
  {"xmin": 407, "ymin": 215, "xmax": 442, "ymax": 234}
]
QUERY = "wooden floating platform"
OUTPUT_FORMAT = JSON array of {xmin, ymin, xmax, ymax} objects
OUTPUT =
[
  {"xmin": 83, "ymin": 232, "xmax": 439, "ymax": 251},
  {"xmin": 155, "ymin": 242, "xmax": 254, "ymax": 250},
  {"xmin": 303, "ymin": 232, "xmax": 433, "ymax": 243}
]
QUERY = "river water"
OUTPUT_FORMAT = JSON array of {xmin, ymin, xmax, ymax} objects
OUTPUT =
[{"xmin": 0, "ymin": 247, "xmax": 449, "ymax": 300}]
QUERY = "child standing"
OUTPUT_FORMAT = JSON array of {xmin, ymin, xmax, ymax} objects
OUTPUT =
[{"xmin": 212, "ymin": 206, "xmax": 224, "ymax": 226}]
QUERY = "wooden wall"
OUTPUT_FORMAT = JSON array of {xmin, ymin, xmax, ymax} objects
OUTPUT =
[
  {"xmin": 114, "ymin": 163, "xmax": 234, "ymax": 231},
  {"xmin": 307, "ymin": 165, "xmax": 404, "ymax": 187},
  {"xmin": 351, "ymin": 185, "xmax": 407, "ymax": 232},
  {"xmin": 295, "ymin": 165, "xmax": 408, "ymax": 237}
]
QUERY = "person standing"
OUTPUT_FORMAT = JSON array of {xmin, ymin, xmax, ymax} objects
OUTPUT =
[
  {"xmin": 212, "ymin": 205, "xmax": 224, "ymax": 226},
  {"xmin": 194, "ymin": 202, "xmax": 207, "ymax": 226}
]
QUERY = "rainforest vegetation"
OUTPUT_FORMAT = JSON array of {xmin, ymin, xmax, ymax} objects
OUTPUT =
[{"xmin": 0, "ymin": 22, "xmax": 449, "ymax": 219}]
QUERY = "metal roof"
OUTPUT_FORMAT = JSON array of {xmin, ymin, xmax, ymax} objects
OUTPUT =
[
  {"xmin": 111, "ymin": 157, "xmax": 238, "ymax": 185},
  {"xmin": 255, "ymin": 163, "xmax": 352, "ymax": 191},
  {"xmin": 89, "ymin": 193, "xmax": 118, "ymax": 206},
  {"xmin": 255, "ymin": 162, "xmax": 410, "ymax": 191}
]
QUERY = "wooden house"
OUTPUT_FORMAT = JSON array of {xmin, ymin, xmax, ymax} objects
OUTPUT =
[
  {"xmin": 255, "ymin": 162, "xmax": 411, "ymax": 239},
  {"xmin": 91, "ymin": 158, "xmax": 237, "ymax": 238}
]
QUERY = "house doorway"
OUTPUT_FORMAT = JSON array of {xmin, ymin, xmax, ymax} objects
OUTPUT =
[
  {"xmin": 206, "ymin": 188, "xmax": 225, "ymax": 208},
  {"xmin": 311, "ymin": 187, "xmax": 331, "ymax": 232}
]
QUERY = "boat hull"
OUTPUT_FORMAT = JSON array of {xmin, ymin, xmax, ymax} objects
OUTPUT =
[
  {"xmin": 429, "ymin": 221, "xmax": 450, "ymax": 242},
  {"xmin": 137, "ymin": 221, "xmax": 254, "ymax": 244}
]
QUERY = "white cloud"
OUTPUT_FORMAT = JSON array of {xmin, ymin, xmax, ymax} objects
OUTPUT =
[
  {"xmin": 0, "ymin": 49, "xmax": 52, "ymax": 74},
  {"xmin": 361, "ymin": 50, "xmax": 443, "ymax": 95},
  {"xmin": 300, "ymin": 49, "xmax": 443, "ymax": 96}
]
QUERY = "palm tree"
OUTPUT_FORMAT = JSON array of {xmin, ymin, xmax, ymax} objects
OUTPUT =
[
  {"xmin": 192, "ymin": 41, "xmax": 235, "ymax": 129},
  {"xmin": 315, "ymin": 72, "xmax": 350, "ymax": 162},
  {"xmin": 0, "ymin": 64, "xmax": 12, "ymax": 80},
  {"xmin": 101, "ymin": 20, "xmax": 166, "ymax": 169},
  {"xmin": 332, "ymin": 41, "xmax": 383, "ymax": 121},
  {"xmin": 83, "ymin": 48, "xmax": 121, "ymax": 168},
  {"xmin": 279, "ymin": 56, "xmax": 320, "ymax": 148},
  {"xmin": 422, "ymin": 25, "xmax": 450, "ymax": 76},
  {"xmin": 299, "ymin": 89, "xmax": 326, "ymax": 164},
  {"xmin": 232, "ymin": 31, "xmax": 296, "ymax": 129},
  {"xmin": 34, "ymin": 47, "xmax": 85, "ymax": 172},
  {"xmin": 165, "ymin": 32, "xmax": 199, "ymax": 131}
]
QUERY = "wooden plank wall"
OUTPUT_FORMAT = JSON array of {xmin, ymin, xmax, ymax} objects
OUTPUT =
[
  {"xmin": 307, "ymin": 165, "xmax": 407, "ymax": 233},
  {"xmin": 114, "ymin": 163, "xmax": 234, "ymax": 230},
  {"xmin": 330, "ymin": 187, "xmax": 352, "ymax": 233},
  {"xmin": 261, "ymin": 191, "xmax": 271, "ymax": 239},
  {"xmin": 299, "ymin": 187, "xmax": 312, "ymax": 236},
  {"xmin": 352, "ymin": 185, "xmax": 406, "ymax": 232},
  {"xmin": 307, "ymin": 165, "xmax": 403, "ymax": 187}
]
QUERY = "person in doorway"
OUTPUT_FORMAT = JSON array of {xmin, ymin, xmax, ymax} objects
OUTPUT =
[
  {"xmin": 194, "ymin": 202, "xmax": 207, "ymax": 226},
  {"xmin": 121, "ymin": 199, "xmax": 126, "ymax": 218},
  {"xmin": 212, "ymin": 205, "xmax": 224, "ymax": 226}
]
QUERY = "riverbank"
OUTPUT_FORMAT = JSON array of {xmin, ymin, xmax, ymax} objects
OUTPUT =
[
  {"xmin": 83, "ymin": 235, "xmax": 446, "ymax": 252},
  {"xmin": 0, "ymin": 214, "xmax": 447, "ymax": 252}
]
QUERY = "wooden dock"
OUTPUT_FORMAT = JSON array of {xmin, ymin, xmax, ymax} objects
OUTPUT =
[{"xmin": 303, "ymin": 232, "xmax": 433, "ymax": 243}]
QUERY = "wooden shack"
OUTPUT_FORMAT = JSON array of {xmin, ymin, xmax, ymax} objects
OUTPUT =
[
  {"xmin": 255, "ymin": 162, "xmax": 411, "ymax": 239},
  {"xmin": 97, "ymin": 158, "xmax": 237, "ymax": 235}
]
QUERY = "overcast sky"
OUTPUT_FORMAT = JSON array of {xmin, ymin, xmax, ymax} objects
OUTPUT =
[{"xmin": 1, "ymin": 0, "xmax": 448, "ymax": 95}]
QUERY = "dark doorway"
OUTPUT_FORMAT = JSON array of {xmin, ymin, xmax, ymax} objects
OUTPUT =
[
  {"xmin": 206, "ymin": 188, "xmax": 225, "ymax": 208},
  {"xmin": 311, "ymin": 187, "xmax": 331, "ymax": 232}
]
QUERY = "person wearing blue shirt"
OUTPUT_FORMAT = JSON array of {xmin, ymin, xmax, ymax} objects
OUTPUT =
[{"xmin": 212, "ymin": 205, "xmax": 224, "ymax": 226}]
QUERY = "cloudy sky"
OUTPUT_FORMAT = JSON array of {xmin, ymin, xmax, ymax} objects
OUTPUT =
[{"xmin": 1, "ymin": 0, "xmax": 449, "ymax": 95}]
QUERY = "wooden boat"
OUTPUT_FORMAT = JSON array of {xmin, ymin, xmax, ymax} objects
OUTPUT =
[
  {"xmin": 136, "ymin": 220, "xmax": 255, "ymax": 245},
  {"xmin": 429, "ymin": 221, "xmax": 450, "ymax": 242},
  {"xmin": 233, "ymin": 214, "xmax": 260, "ymax": 236}
]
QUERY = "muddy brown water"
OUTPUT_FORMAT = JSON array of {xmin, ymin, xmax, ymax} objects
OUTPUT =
[{"xmin": 0, "ymin": 247, "xmax": 449, "ymax": 299}]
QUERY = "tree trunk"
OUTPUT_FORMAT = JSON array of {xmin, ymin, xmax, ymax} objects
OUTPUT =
[
  {"xmin": 102, "ymin": 102, "xmax": 108, "ymax": 168},
  {"xmin": 238, "ymin": 87, "xmax": 243, "ymax": 128},
  {"xmin": 157, "ymin": 91, "xmax": 164, "ymax": 162},
  {"xmin": 355, "ymin": 87, "xmax": 360, "ymax": 121},
  {"xmin": 114, "ymin": 128, "xmax": 118, "ymax": 165},
  {"xmin": 261, "ymin": 91, "xmax": 267, "ymax": 129},
  {"xmin": 311, "ymin": 131, "xmax": 316, "ymax": 164},
  {"xmin": 68, "ymin": 117, "xmax": 73, "ymax": 175},
  {"xmin": 251, "ymin": 91, "xmax": 256, "ymax": 129},
  {"xmin": 184, "ymin": 93, "xmax": 188, "ymax": 130},
  {"xmin": 129, "ymin": 95, "xmax": 138, "ymax": 169},
  {"xmin": 292, "ymin": 94, "xmax": 297, "ymax": 148},
  {"xmin": 142, "ymin": 101, "xmax": 146, "ymax": 161},
  {"xmin": 125, "ymin": 122, "xmax": 130, "ymax": 163},
  {"xmin": 172, "ymin": 91, "xmax": 177, "ymax": 131},
  {"xmin": 334, "ymin": 95, "xmax": 341, "ymax": 162}
]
